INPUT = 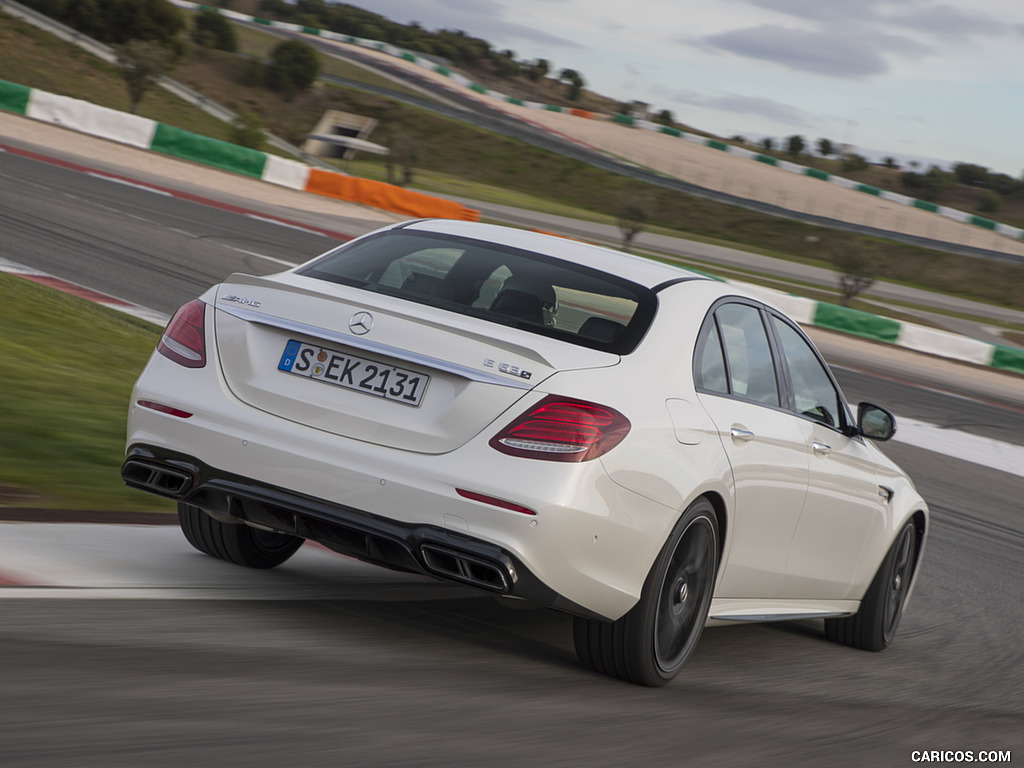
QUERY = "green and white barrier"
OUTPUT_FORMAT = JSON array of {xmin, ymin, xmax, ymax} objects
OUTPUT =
[
  {"xmin": 0, "ymin": 78, "xmax": 479, "ymax": 219},
  {"xmin": 1, "ymin": 78, "xmax": 303, "ymax": 182},
  {"xmin": 735, "ymin": 281, "xmax": 1024, "ymax": 375}
]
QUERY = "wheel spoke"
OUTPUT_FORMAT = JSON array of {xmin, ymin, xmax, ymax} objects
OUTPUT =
[
  {"xmin": 884, "ymin": 527, "xmax": 914, "ymax": 636},
  {"xmin": 654, "ymin": 519, "xmax": 714, "ymax": 670}
]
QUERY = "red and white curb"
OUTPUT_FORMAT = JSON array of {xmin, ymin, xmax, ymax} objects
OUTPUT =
[{"xmin": 0, "ymin": 256, "xmax": 170, "ymax": 327}]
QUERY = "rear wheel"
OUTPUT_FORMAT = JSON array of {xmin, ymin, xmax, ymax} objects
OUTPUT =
[
  {"xmin": 574, "ymin": 498, "xmax": 719, "ymax": 686},
  {"xmin": 825, "ymin": 519, "xmax": 918, "ymax": 651},
  {"xmin": 178, "ymin": 502, "xmax": 303, "ymax": 569}
]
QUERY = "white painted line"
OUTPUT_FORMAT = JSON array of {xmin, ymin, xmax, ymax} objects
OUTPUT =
[
  {"xmin": 119, "ymin": 305, "xmax": 170, "ymax": 326},
  {"xmin": 88, "ymin": 172, "xmax": 171, "ymax": 196},
  {"xmin": 0, "ymin": 257, "xmax": 49, "ymax": 276},
  {"xmin": 245, "ymin": 213, "xmax": 330, "ymax": 237},
  {"xmin": 893, "ymin": 417, "xmax": 1024, "ymax": 479},
  {"xmin": 223, "ymin": 245, "xmax": 297, "ymax": 267}
]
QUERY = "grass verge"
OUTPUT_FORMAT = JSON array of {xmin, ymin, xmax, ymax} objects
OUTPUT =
[{"xmin": 0, "ymin": 273, "xmax": 171, "ymax": 512}]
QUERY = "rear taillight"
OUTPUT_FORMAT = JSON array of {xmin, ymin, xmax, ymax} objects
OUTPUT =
[
  {"xmin": 157, "ymin": 300, "xmax": 206, "ymax": 368},
  {"xmin": 489, "ymin": 395, "xmax": 631, "ymax": 462}
]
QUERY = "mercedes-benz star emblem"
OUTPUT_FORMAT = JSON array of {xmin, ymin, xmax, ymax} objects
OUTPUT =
[{"xmin": 349, "ymin": 311, "xmax": 374, "ymax": 335}]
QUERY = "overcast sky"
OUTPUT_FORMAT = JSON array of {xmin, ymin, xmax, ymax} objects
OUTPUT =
[{"xmin": 349, "ymin": 0, "xmax": 1024, "ymax": 175}]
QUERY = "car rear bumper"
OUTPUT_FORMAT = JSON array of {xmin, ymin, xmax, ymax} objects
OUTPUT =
[{"xmin": 122, "ymin": 444, "xmax": 603, "ymax": 619}]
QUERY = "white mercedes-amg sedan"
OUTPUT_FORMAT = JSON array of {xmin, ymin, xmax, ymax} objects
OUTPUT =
[{"xmin": 122, "ymin": 218, "xmax": 927, "ymax": 686}]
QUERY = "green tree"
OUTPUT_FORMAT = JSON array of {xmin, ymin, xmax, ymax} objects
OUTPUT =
[
  {"xmin": 816, "ymin": 138, "xmax": 834, "ymax": 157},
  {"xmin": 830, "ymin": 240, "xmax": 879, "ymax": 307},
  {"xmin": 115, "ymin": 39, "xmax": 174, "ymax": 114},
  {"xmin": 954, "ymin": 163, "xmax": 989, "ymax": 187},
  {"xmin": 103, "ymin": 0, "xmax": 185, "ymax": 49},
  {"xmin": 617, "ymin": 201, "xmax": 648, "ymax": 253},
  {"xmin": 901, "ymin": 165, "xmax": 956, "ymax": 201},
  {"xmin": 759, "ymin": 137, "xmax": 775, "ymax": 152},
  {"xmin": 492, "ymin": 49, "xmax": 520, "ymax": 77},
  {"xmin": 842, "ymin": 153, "xmax": 869, "ymax": 172},
  {"xmin": 785, "ymin": 135, "xmax": 806, "ymax": 157},
  {"xmin": 526, "ymin": 58, "xmax": 549, "ymax": 82},
  {"xmin": 61, "ymin": 0, "xmax": 103, "ymax": 38},
  {"xmin": 23, "ymin": 0, "xmax": 185, "ymax": 52},
  {"xmin": 654, "ymin": 109, "xmax": 675, "ymax": 127},
  {"xmin": 265, "ymin": 39, "xmax": 320, "ymax": 99},
  {"xmin": 559, "ymin": 68, "xmax": 585, "ymax": 101},
  {"xmin": 977, "ymin": 190, "xmax": 1001, "ymax": 214},
  {"xmin": 192, "ymin": 8, "xmax": 237, "ymax": 52}
]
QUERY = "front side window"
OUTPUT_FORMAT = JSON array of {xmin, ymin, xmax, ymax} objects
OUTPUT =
[
  {"xmin": 771, "ymin": 316, "xmax": 848, "ymax": 429},
  {"xmin": 299, "ymin": 230, "xmax": 656, "ymax": 353}
]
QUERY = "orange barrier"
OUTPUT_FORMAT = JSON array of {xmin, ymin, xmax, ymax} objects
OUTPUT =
[
  {"xmin": 305, "ymin": 169, "xmax": 479, "ymax": 221},
  {"xmin": 570, "ymin": 108, "xmax": 595, "ymax": 119}
]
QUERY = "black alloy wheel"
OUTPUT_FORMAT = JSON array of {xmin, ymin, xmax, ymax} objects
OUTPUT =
[
  {"xmin": 574, "ymin": 498, "xmax": 719, "ymax": 686},
  {"xmin": 825, "ymin": 519, "xmax": 919, "ymax": 651}
]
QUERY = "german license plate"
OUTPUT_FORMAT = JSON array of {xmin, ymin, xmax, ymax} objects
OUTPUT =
[{"xmin": 278, "ymin": 340, "xmax": 429, "ymax": 406}]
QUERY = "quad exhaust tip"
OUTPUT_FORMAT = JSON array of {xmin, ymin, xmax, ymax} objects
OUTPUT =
[
  {"xmin": 121, "ymin": 459, "xmax": 194, "ymax": 498},
  {"xmin": 420, "ymin": 544, "xmax": 512, "ymax": 592}
]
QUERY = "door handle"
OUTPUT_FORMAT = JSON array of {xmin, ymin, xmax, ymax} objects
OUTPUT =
[
  {"xmin": 812, "ymin": 441, "xmax": 832, "ymax": 456},
  {"xmin": 730, "ymin": 427, "xmax": 755, "ymax": 442}
]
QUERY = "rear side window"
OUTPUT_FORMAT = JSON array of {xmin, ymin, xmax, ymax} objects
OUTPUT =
[
  {"xmin": 695, "ymin": 303, "xmax": 780, "ymax": 406},
  {"xmin": 298, "ymin": 230, "xmax": 656, "ymax": 354}
]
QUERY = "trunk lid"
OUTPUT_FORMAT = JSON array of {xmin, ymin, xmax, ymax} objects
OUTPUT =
[{"xmin": 212, "ymin": 273, "xmax": 620, "ymax": 454}]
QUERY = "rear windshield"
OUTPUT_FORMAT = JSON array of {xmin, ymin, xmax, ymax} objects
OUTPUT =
[{"xmin": 298, "ymin": 230, "xmax": 656, "ymax": 354}]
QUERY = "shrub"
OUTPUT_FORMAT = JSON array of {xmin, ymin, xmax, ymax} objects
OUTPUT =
[
  {"xmin": 977, "ymin": 190, "xmax": 1001, "ymax": 214},
  {"xmin": 230, "ymin": 112, "xmax": 265, "ymax": 151},
  {"xmin": 192, "ymin": 8, "xmax": 236, "ymax": 53},
  {"xmin": 265, "ymin": 39, "xmax": 320, "ymax": 99},
  {"xmin": 842, "ymin": 153, "xmax": 869, "ymax": 172}
]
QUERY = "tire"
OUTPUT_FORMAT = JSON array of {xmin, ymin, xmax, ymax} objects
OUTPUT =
[
  {"xmin": 574, "ymin": 498, "xmax": 719, "ymax": 686},
  {"xmin": 824, "ymin": 519, "xmax": 918, "ymax": 651},
  {"xmin": 177, "ymin": 502, "xmax": 303, "ymax": 569}
]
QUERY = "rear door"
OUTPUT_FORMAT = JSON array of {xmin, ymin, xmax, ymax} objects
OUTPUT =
[{"xmin": 694, "ymin": 301, "xmax": 810, "ymax": 598}]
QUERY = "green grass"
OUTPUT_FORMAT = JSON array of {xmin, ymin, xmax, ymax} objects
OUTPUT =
[{"xmin": 0, "ymin": 274, "xmax": 171, "ymax": 512}]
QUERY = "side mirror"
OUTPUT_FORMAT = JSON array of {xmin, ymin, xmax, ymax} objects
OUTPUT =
[{"xmin": 857, "ymin": 402, "xmax": 896, "ymax": 441}]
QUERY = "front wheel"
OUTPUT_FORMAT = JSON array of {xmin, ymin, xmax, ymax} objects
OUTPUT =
[
  {"xmin": 824, "ymin": 519, "xmax": 918, "ymax": 651},
  {"xmin": 178, "ymin": 502, "xmax": 303, "ymax": 569},
  {"xmin": 574, "ymin": 498, "xmax": 719, "ymax": 686}
]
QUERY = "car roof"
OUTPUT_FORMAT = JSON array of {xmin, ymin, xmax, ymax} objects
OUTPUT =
[{"xmin": 399, "ymin": 219, "xmax": 708, "ymax": 290}]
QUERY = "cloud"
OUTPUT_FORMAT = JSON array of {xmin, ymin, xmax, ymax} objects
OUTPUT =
[
  {"xmin": 358, "ymin": 0, "xmax": 581, "ymax": 49},
  {"xmin": 703, "ymin": 24, "xmax": 929, "ymax": 78},
  {"xmin": 695, "ymin": 1, "xmax": 1011, "ymax": 78},
  {"xmin": 885, "ymin": 3, "xmax": 1006, "ymax": 40},
  {"xmin": 671, "ymin": 89, "xmax": 813, "ymax": 125}
]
